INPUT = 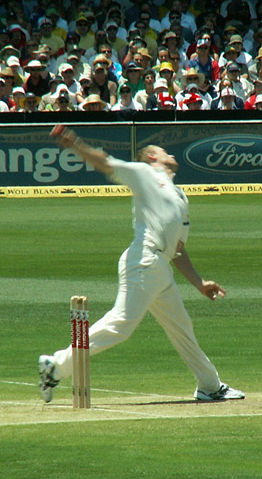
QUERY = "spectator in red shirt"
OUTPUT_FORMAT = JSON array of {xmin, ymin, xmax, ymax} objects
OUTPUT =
[
  {"xmin": 245, "ymin": 79, "xmax": 262, "ymax": 109},
  {"xmin": 188, "ymin": 38, "xmax": 220, "ymax": 82},
  {"xmin": 187, "ymin": 27, "xmax": 220, "ymax": 61},
  {"xmin": 254, "ymin": 94, "xmax": 262, "ymax": 110}
]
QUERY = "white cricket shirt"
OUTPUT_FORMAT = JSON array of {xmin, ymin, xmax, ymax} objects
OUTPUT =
[{"xmin": 108, "ymin": 157, "xmax": 190, "ymax": 261}]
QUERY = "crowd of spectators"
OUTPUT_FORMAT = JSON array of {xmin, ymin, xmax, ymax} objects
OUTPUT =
[{"xmin": 0, "ymin": 0, "xmax": 262, "ymax": 113}]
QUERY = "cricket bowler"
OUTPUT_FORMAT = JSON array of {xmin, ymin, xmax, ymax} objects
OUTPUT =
[{"xmin": 39, "ymin": 126, "xmax": 245, "ymax": 403}]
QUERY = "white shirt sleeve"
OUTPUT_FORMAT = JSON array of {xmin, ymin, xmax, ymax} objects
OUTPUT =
[{"xmin": 107, "ymin": 156, "xmax": 156, "ymax": 198}]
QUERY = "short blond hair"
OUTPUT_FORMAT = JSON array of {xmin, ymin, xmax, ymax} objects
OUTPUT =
[{"xmin": 136, "ymin": 145, "xmax": 158, "ymax": 163}]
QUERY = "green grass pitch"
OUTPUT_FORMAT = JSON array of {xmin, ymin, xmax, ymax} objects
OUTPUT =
[{"xmin": 0, "ymin": 195, "xmax": 261, "ymax": 479}]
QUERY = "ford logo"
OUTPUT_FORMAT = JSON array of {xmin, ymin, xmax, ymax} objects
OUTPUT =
[{"xmin": 184, "ymin": 135, "xmax": 262, "ymax": 174}]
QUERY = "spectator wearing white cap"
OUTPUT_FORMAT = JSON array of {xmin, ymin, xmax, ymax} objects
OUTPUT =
[
  {"xmin": 103, "ymin": 6, "xmax": 128, "ymax": 41},
  {"xmin": 182, "ymin": 92, "xmax": 204, "ymax": 110},
  {"xmin": 75, "ymin": 73, "xmax": 94, "ymax": 106},
  {"xmin": 188, "ymin": 38, "xmax": 220, "ymax": 82},
  {"xmin": 32, "ymin": 44, "xmax": 57, "ymax": 76},
  {"xmin": 214, "ymin": 87, "xmax": 241, "ymax": 110},
  {"xmin": 6, "ymin": 55, "xmax": 25, "ymax": 86},
  {"xmin": 176, "ymin": 82, "xmax": 211, "ymax": 110},
  {"xmin": 23, "ymin": 60, "xmax": 51, "ymax": 97},
  {"xmin": 44, "ymin": 84, "xmax": 75, "ymax": 111},
  {"xmin": 156, "ymin": 91, "xmax": 176, "ymax": 110},
  {"xmin": 245, "ymin": 78, "xmax": 262, "ymax": 110},
  {"xmin": 105, "ymin": 21, "xmax": 127, "ymax": 61},
  {"xmin": 58, "ymin": 63, "xmax": 81, "ymax": 94},
  {"xmin": 146, "ymin": 77, "xmax": 169, "ymax": 110},
  {"xmin": 66, "ymin": 53, "xmax": 84, "ymax": 81},
  {"xmin": 10, "ymin": 86, "xmax": 25, "ymax": 112},
  {"xmin": 254, "ymin": 93, "xmax": 262, "ymax": 110},
  {"xmin": 39, "ymin": 18, "xmax": 65, "ymax": 57},
  {"xmin": 46, "ymin": 91, "xmax": 74, "ymax": 112},
  {"xmin": 38, "ymin": 75, "xmax": 65, "ymax": 111}
]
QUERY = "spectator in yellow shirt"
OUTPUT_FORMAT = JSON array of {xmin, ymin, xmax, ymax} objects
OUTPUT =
[
  {"xmin": 39, "ymin": 18, "xmax": 64, "ymax": 57},
  {"xmin": 76, "ymin": 13, "xmax": 95, "ymax": 51}
]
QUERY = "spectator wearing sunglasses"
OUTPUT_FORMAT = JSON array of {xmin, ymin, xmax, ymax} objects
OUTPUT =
[
  {"xmin": 159, "ymin": 61, "xmax": 181, "ymax": 97},
  {"xmin": 224, "ymin": 61, "xmax": 253, "ymax": 101},
  {"xmin": 19, "ymin": 91, "xmax": 39, "ymax": 112},
  {"xmin": 90, "ymin": 62, "xmax": 117, "ymax": 107},
  {"xmin": 47, "ymin": 90, "xmax": 74, "ymax": 112},
  {"xmin": 75, "ymin": 13, "xmax": 95, "ymax": 51},
  {"xmin": 91, "ymin": 53, "xmax": 118, "ymax": 85},
  {"xmin": 105, "ymin": 21, "xmax": 127, "ymax": 62},
  {"xmin": 218, "ymin": 45, "xmax": 249, "ymax": 80},
  {"xmin": 85, "ymin": 31, "xmax": 111, "ymax": 63},
  {"xmin": 5, "ymin": 55, "xmax": 25, "ymax": 87},
  {"xmin": 39, "ymin": 18, "xmax": 65, "ymax": 58},
  {"xmin": 188, "ymin": 38, "xmax": 220, "ymax": 82},
  {"xmin": 103, "ymin": 6, "xmax": 128, "ymax": 41},
  {"xmin": 111, "ymin": 83, "xmax": 143, "ymax": 111},
  {"xmin": 187, "ymin": 28, "xmax": 220, "ymax": 61},
  {"xmin": 38, "ymin": 75, "xmax": 64, "ymax": 111},
  {"xmin": 58, "ymin": 63, "xmax": 80, "ymax": 94},
  {"xmin": 23, "ymin": 60, "xmax": 52, "ymax": 97},
  {"xmin": 94, "ymin": 44, "xmax": 122, "ymax": 81},
  {"xmin": 219, "ymin": 34, "xmax": 253, "ymax": 71},
  {"xmin": 162, "ymin": 31, "xmax": 188, "ymax": 70},
  {"xmin": 119, "ymin": 61, "xmax": 144, "ymax": 98},
  {"xmin": 10, "ymin": 86, "xmax": 25, "ymax": 112},
  {"xmin": 75, "ymin": 74, "xmax": 95, "ymax": 106}
]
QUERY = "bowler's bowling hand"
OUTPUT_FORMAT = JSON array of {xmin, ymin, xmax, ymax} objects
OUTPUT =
[
  {"xmin": 201, "ymin": 280, "xmax": 226, "ymax": 301},
  {"xmin": 50, "ymin": 125, "xmax": 77, "ymax": 149}
]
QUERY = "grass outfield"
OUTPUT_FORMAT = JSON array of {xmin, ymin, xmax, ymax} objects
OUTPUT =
[{"xmin": 0, "ymin": 195, "xmax": 261, "ymax": 479}]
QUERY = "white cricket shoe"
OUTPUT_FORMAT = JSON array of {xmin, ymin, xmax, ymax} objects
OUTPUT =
[
  {"xmin": 194, "ymin": 383, "xmax": 245, "ymax": 401},
  {"xmin": 39, "ymin": 355, "xmax": 59, "ymax": 403}
]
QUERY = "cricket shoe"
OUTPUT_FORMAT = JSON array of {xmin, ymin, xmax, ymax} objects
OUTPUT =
[
  {"xmin": 194, "ymin": 383, "xmax": 245, "ymax": 401},
  {"xmin": 39, "ymin": 355, "xmax": 59, "ymax": 403}
]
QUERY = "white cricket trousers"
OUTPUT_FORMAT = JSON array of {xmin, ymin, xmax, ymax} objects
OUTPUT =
[{"xmin": 54, "ymin": 247, "xmax": 221, "ymax": 393}]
